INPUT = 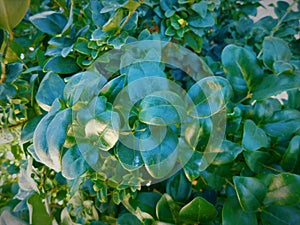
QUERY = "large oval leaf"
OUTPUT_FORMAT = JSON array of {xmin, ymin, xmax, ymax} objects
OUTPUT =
[
  {"xmin": 187, "ymin": 76, "xmax": 232, "ymax": 118},
  {"xmin": 116, "ymin": 142, "xmax": 144, "ymax": 171}
]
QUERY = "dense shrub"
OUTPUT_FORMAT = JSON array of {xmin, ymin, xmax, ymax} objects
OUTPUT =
[{"xmin": 1, "ymin": 0, "xmax": 300, "ymax": 224}]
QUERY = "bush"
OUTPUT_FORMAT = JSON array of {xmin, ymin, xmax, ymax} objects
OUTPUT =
[{"xmin": 1, "ymin": 0, "xmax": 300, "ymax": 224}]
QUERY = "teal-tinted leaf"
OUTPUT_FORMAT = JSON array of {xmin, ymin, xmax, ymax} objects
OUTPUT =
[
  {"xmin": 29, "ymin": 11, "xmax": 68, "ymax": 35},
  {"xmin": 166, "ymin": 170, "xmax": 192, "ymax": 202},
  {"xmin": 64, "ymin": 71, "xmax": 106, "ymax": 107},
  {"xmin": 77, "ymin": 143, "xmax": 99, "ymax": 167},
  {"xmin": 263, "ymin": 173, "xmax": 300, "ymax": 206},
  {"xmin": 139, "ymin": 91, "xmax": 186, "ymax": 126},
  {"xmin": 44, "ymin": 56, "xmax": 80, "ymax": 74},
  {"xmin": 261, "ymin": 205, "xmax": 300, "ymax": 225},
  {"xmin": 222, "ymin": 44, "xmax": 263, "ymax": 101},
  {"xmin": 263, "ymin": 36, "xmax": 291, "ymax": 71},
  {"xmin": 107, "ymin": 31, "xmax": 129, "ymax": 49},
  {"xmin": 188, "ymin": 13, "xmax": 214, "ymax": 28},
  {"xmin": 61, "ymin": 145, "xmax": 89, "ymax": 179},
  {"xmin": 129, "ymin": 192, "xmax": 161, "ymax": 218},
  {"xmin": 21, "ymin": 115, "xmax": 43, "ymax": 144},
  {"xmin": 156, "ymin": 194, "xmax": 180, "ymax": 224},
  {"xmin": 243, "ymin": 150, "xmax": 271, "ymax": 173},
  {"xmin": 273, "ymin": 60, "xmax": 294, "ymax": 75},
  {"xmin": 253, "ymin": 98, "xmax": 282, "ymax": 122},
  {"xmin": 100, "ymin": 74, "xmax": 126, "ymax": 102},
  {"xmin": 212, "ymin": 140, "xmax": 243, "ymax": 165},
  {"xmin": 74, "ymin": 37, "xmax": 91, "ymax": 55},
  {"xmin": 90, "ymin": 0, "xmax": 106, "ymax": 27},
  {"xmin": 76, "ymin": 96, "xmax": 107, "ymax": 126},
  {"xmin": 46, "ymin": 108, "xmax": 72, "ymax": 171},
  {"xmin": 187, "ymin": 76, "xmax": 232, "ymax": 118},
  {"xmin": 191, "ymin": 2, "xmax": 207, "ymax": 18},
  {"xmin": 117, "ymin": 213, "xmax": 142, "ymax": 225},
  {"xmin": 281, "ymin": 135, "xmax": 300, "ymax": 172},
  {"xmin": 33, "ymin": 99, "xmax": 62, "ymax": 171},
  {"xmin": 116, "ymin": 142, "xmax": 144, "ymax": 171},
  {"xmin": 178, "ymin": 197, "xmax": 217, "ymax": 223},
  {"xmin": 233, "ymin": 176, "xmax": 267, "ymax": 212},
  {"xmin": 6, "ymin": 63, "xmax": 23, "ymax": 83},
  {"xmin": 0, "ymin": 83, "xmax": 16, "ymax": 101},
  {"xmin": 85, "ymin": 111, "xmax": 120, "ymax": 151},
  {"xmin": 122, "ymin": 11, "xmax": 138, "ymax": 31},
  {"xmin": 141, "ymin": 128, "xmax": 178, "ymax": 179},
  {"xmin": 242, "ymin": 120, "xmax": 270, "ymax": 151},
  {"xmin": 222, "ymin": 196, "xmax": 258, "ymax": 225},
  {"xmin": 184, "ymin": 31, "xmax": 202, "ymax": 53},
  {"xmin": 27, "ymin": 194, "xmax": 52, "ymax": 225},
  {"xmin": 287, "ymin": 89, "xmax": 300, "ymax": 110},
  {"xmin": 102, "ymin": 9, "xmax": 124, "ymax": 33},
  {"xmin": 0, "ymin": 210, "xmax": 27, "ymax": 225},
  {"xmin": 36, "ymin": 72, "xmax": 65, "ymax": 111}
]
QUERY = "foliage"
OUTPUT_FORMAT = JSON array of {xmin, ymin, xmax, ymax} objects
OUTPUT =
[{"xmin": 1, "ymin": 0, "xmax": 300, "ymax": 224}]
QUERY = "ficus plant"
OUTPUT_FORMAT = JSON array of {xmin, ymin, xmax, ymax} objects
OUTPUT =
[{"xmin": 0, "ymin": 0, "xmax": 300, "ymax": 224}]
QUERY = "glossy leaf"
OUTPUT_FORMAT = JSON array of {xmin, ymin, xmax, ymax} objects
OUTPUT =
[
  {"xmin": 233, "ymin": 176, "xmax": 267, "ymax": 212},
  {"xmin": 178, "ymin": 196, "xmax": 217, "ymax": 223},
  {"xmin": 184, "ymin": 31, "xmax": 202, "ymax": 53},
  {"xmin": 187, "ymin": 76, "xmax": 232, "ymax": 118},
  {"xmin": 280, "ymin": 135, "xmax": 300, "ymax": 172},
  {"xmin": 222, "ymin": 197, "xmax": 258, "ymax": 225},
  {"xmin": 100, "ymin": 74, "xmax": 126, "ymax": 102},
  {"xmin": 6, "ymin": 62, "xmax": 23, "ymax": 83},
  {"xmin": 44, "ymin": 56, "xmax": 80, "ymax": 74},
  {"xmin": 242, "ymin": 120, "xmax": 270, "ymax": 151},
  {"xmin": 30, "ymin": 11, "xmax": 68, "ymax": 35},
  {"xmin": 117, "ymin": 213, "xmax": 142, "ymax": 225},
  {"xmin": 263, "ymin": 173, "xmax": 300, "ymax": 206},
  {"xmin": 141, "ymin": 128, "xmax": 178, "ymax": 179},
  {"xmin": 261, "ymin": 205, "xmax": 300, "ymax": 225},
  {"xmin": 36, "ymin": 72, "xmax": 65, "ymax": 111},
  {"xmin": 156, "ymin": 194, "xmax": 180, "ymax": 224},
  {"xmin": 243, "ymin": 150, "xmax": 271, "ymax": 173},
  {"xmin": 212, "ymin": 140, "xmax": 243, "ymax": 165},
  {"xmin": 116, "ymin": 142, "xmax": 144, "ymax": 171}
]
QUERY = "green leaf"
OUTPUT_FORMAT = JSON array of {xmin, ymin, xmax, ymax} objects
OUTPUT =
[
  {"xmin": 117, "ymin": 213, "xmax": 143, "ymax": 225},
  {"xmin": 21, "ymin": 115, "xmax": 43, "ymax": 144},
  {"xmin": 64, "ymin": 71, "xmax": 106, "ymax": 107},
  {"xmin": 242, "ymin": 120, "xmax": 269, "ymax": 151},
  {"xmin": 243, "ymin": 150, "xmax": 271, "ymax": 173},
  {"xmin": 261, "ymin": 205, "xmax": 300, "ymax": 225},
  {"xmin": 233, "ymin": 176, "xmax": 267, "ymax": 212},
  {"xmin": 156, "ymin": 194, "xmax": 180, "ymax": 224},
  {"xmin": 44, "ymin": 56, "xmax": 80, "ymax": 74},
  {"xmin": 280, "ymin": 135, "xmax": 300, "ymax": 172},
  {"xmin": 46, "ymin": 108, "xmax": 72, "ymax": 171},
  {"xmin": 191, "ymin": 2, "xmax": 207, "ymax": 18},
  {"xmin": 36, "ymin": 72, "xmax": 65, "ymax": 111},
  {"xmin": 6, "ymin": 62, "xmax": 23, "ymax": 83},
  {"xmin": 100, "ymin": 74, "xmax": 126, "ymax": 102},
  {"xmin": 29, "ymin": 11, "xmax": 68, "ymax": 35},
  {"xmin": 222, "ymin": 197, "xmax": 258, "ymax": 225},
  {"xmin": 0, "ymin": 0, "xmax": 30, "ymax": 33},
  {"xmin": 116, "ymin": 142, "xmax": 144, "ymax": 171},
  {"xmin": 85, "ymin": 111, "xmax": 120, "ymax": 151},
  {"xmin": 61, "ymin": 207, "xmax": 81, "ymax": 225},
  {"xmin": 187, "ymin": 76, "xmax": 232, "ymax": 118},
  {"xmin": 74, "ymin": 37, "xmax": 91, "ymax": 55},
  {"xmin": 129, "ymin": 192, "xmax": 162, "ymax": 218},
  {"xmin": 263, "ymin": 173, "xmax": 300, "ymax": 206},
  {"xmin": 141, "ymin": 128, "xmax": 178, "ymax": 179},
  {"xmin": 27, "ymin": 194, "xmax": 52, "ymax": 225},
  {"xmin": 33, "ymin": 99, "xmax": 62, "ymax": 171},
  {"xmin": 222, "ymin": 44, "xmax": 263, "ymax": 101},
  {"xmin": 188, "ymin": 13, "xmax": 215, "ymax": 28},
  {"xmin": 263, "ymin": 36, "xmax": 291, "ymax": 71},
  {"xmin": 166, "ymin": 170, "xmax": 192, "ymax": 202},
  {"xmin": 139, "ymin": 91, "xmax": 186, "ymax": 126},
  {"xmin": 61, "ymin": 145, "xmax": 90, "ymax": 179},
  {"xmin": 212, "ymin": 140, "xmax": 243, "ymax": 165},
  {"xmin": 178, "ymin": 196, "xmax": 217, "ymax": 223},
  {"xmin": 102, "ymin": 9, "xmax": 124, "ymax": 33},
  {"xmin": 184, "ymin": 31, "xmax": 202, "ymax": 53}
]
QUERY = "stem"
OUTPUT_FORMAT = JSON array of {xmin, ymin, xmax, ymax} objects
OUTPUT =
[{"xmin": 0, "ymin": 32, "xmax": 13, "ymax": 84}]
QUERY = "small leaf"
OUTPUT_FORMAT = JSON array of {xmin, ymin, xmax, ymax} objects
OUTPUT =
[
  {"xmin": 27, "ymin": 194, "xmax": 52, "ymax": 225},
  {"xmin": 36, "ymin": 72, "xmax": 65, "ymax": 111},
  {"xmin": 156, "ymin": 194, "xmax": 180, "ymax": 224},
  {"xmin": 233, "ymin": 176, "xmax": 267, "ymax": 212},
  {"xmin": 263, "ymin": 173, "xmax": 300, "ymax": 206},
  {"xmin": 61, "ymin": 145, "xmax": 90, "ymax": 179},
  {"xmin": 184, "ymin": 31, "xmax": 202, "ymax": 53},
  {"xmin": 44, "ymin": 56, "xmax": 80, "ymax": 74},
  {"xmin": 242, "ymin": 120, "xmax": 270, "ymax": 151},
  {"xmin": 222, "ymin": 197, "xmax": 258, "ymax": 225},
  {"xmin": 30, "ymin": 11, "xmax": 68, "ymax": 35},
  {"xmin": 178, "ymin": 196, "xmax": 217, "ymax": 223},
  {"xmin": 6, "ymin": 62, "xmax": 23, "ymax": 83},
  {"xmin": 280, "ymin": 135, "xmax": 300, "ymax": 172},
  {"xmin": 263, "ymin": 36, "xmax": 292, "ymax": 71},
  {"xmin": 187, "ymin": 76, "xmax": 232, "ymax": 118},
  {"xmin": 212, "ymin": 140, "xmax": 243, "ymax": 165},
  {"xmin": 100, "ymin": 74, "xmax": 126, "ymax": 102}
]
